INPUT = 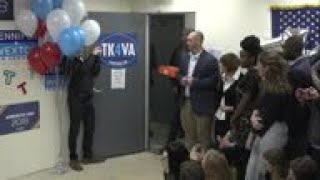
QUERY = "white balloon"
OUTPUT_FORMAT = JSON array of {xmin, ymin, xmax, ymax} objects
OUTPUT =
[
  {"xmin": 15, "ymin": 10, "xmax": 37, "ymax": 37},
  {"xmin": 47, "ymin": 9, "xmax": 71, "ymax": 42},
  {"xmin": 62, "ymin": 1, "xmax": 87, "ymax": 26},
  {"xmin": 81, "ymin": 19, "xmax": 101, "ymax": 46}
]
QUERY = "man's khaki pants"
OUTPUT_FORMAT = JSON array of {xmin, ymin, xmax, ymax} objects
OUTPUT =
[{"xmin": 181, "ymin": 100, "xmax": 213, "ymax": 149}]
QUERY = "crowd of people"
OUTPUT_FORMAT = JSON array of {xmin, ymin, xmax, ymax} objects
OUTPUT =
[{"xmin": 161, "ymin": 30, "xmax": 320, "ymax": 180}]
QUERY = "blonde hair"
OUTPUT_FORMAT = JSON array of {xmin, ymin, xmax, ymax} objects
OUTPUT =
[{"xmin": 202, "ymin": 150, "xmax": 231, "ymax": 180}]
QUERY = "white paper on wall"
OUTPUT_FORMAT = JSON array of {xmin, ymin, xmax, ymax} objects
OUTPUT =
[{"xmin": 111, "ymin": 68, "xmax": 126, "ymax": 89}]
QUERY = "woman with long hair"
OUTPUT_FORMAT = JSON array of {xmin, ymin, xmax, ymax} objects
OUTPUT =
[{"xmin": 245, "ymin": 51, "xmax": 294, "ymax": 180}]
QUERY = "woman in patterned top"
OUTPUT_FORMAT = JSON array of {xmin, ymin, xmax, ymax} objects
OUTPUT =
[{"xmin": 218, "ymin": 35, "xmax": 262, "ymax": 180}]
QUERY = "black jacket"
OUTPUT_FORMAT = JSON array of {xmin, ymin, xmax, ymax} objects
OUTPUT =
[
  {"xmin": 255, "ymin": 91, "xmax": 294, "ymax": 136},
  {"xmin": 62, "ymin": 55, "xmax": 101, "ymax": 98},
  {"xmin": 216, "ymin": 73, "xmax": 244, "ymax": 121}
]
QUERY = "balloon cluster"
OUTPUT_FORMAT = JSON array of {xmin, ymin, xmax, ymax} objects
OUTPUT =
[{"xmin": 16, "ymin": 0, "xmax": 101, "ymax": 75}]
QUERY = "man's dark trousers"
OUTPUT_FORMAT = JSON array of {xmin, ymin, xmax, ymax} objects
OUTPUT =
[{"xmin": 68, "ymin": 93, "xmax": 95, "ymax": 160}]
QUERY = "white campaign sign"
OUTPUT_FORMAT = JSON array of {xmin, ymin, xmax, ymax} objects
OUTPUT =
[{"xmin": 111, "ymin": 68, "xmax": 126, "ymax": 90}]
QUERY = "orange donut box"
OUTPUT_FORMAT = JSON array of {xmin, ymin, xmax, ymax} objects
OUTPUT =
[{"xmin": 158, "ymin": 65, "xmax": 180, "ymax": 79}]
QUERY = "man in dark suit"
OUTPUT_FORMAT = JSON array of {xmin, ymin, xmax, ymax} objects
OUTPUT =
[
  {"xmin": 179, "ymin": 30, "xmax": 220, "ymax": 149},
  {"xmin": 63, "ymin": 45, "xmax": 104, "ymax": 171}
]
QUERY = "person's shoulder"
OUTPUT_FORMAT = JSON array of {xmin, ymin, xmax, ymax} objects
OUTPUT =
[
  {"xmin": 243, "ymin": 68, "xmax": 259, "ymax": 81},
  {"xmin": 289, "ymin": 62, "xmax": 311, "ymax": 81},
  {"xmin": 201, "ymin": 51, "xmax": 218, "ymax": 66},
  {"xmin": 288, "ymin": 66, "xmax": 299, "ymax": 78},
  {"xmin": 202, "ymin": 50, "xmax": 217, "ymax": 59}
]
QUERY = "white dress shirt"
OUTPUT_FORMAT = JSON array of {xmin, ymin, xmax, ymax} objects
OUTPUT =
[
  {"xmin": 185, "ymin": 52, "xmax": 201, "ymax": 97},
  {"xmin": 215, "ymin": 68, "xmax": 241, "ymax": 120}
]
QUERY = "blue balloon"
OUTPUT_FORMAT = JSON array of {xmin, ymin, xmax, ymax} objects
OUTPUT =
[
  {"xmin": 73, "ymin": 27, "xmax": 86, "ymax": 48},
  {"xmin": 58, "ymin": 27, "xmax": 85, "ymax": 56},
  {"xmin": 53, "ymin": 0, "xmax": 63, "ymax": 9},
  {"xmin": 31, "ymin": 0, "xmax": 54, "ymax": 20}
]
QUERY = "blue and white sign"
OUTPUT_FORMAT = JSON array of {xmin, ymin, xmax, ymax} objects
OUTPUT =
[
  {"xmin": 0, "ymin": 30, "xmax": 37, "ymax": 60},
  {"xmin": 0, "ymin": 0, "xmax": 13, "ymax": 20},
  {"xmin": 99, "ymin": 33, "xmax": 138, "ymax": 68},
  {"xmin": 0, "ymin": 101, "xmax": 40, "ymax": 136}
]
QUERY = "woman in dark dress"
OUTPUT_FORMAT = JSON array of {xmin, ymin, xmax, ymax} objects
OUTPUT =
[{"xmin": 218, "ymin": 35, "xmax": 262, "ymax": 180}]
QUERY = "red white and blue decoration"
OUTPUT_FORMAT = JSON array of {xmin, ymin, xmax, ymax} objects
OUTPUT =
[
  {"xmin": 271, "ymin": 5, "xmax": 320, "ymax": 49},
  {"xmin": 15, "ymin": 0, "xmax": 101, "ymax": 75}
]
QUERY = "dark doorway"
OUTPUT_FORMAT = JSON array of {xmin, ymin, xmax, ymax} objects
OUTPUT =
[{"xmin": 149, "ymin": 13, "xmax": 195, "ymax": 152}]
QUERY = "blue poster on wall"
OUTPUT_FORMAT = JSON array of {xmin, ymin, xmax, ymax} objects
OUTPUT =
[
  {"xmin": 98, "ymin": 32, "xmax": 138, "ymax": 68},
  {"xmin": 0, "ymin": 101, "xmax": 40, "ymax": 136},
  {"xmin": 0, "ymin": 30, "xmax": 37, "ymax": 60}
]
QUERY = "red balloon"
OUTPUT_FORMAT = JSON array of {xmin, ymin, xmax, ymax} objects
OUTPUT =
[
  {"xmin": 36, "ymin": 19, "xmax": 47, "ymax": 38},
  {"xmin": 40, "ymin": 42, "xmax": 62, "ymax": 70},
  {"xmin": 28, "ymin": 47, "xmax": 47, "ymax": 75}
]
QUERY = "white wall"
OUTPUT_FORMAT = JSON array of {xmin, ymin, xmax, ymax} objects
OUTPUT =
[
  {"xmin": 84, "ymin": 0, "xmax": 130, "ymax": 12},
  {"xmin": 130, "ymin": 0, "xmax": 320, "ymax": 53},
  {"xmin": 0, "ymin": 1, "xmax": 61, "ymax": 179}
]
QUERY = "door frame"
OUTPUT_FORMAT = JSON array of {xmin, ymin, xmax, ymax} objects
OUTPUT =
[
  {"xmin": 147, "ymin": 12, "xmax": 196, "ymax": 29},
  {"xmin": 117, "ymin": 12, "xmax": 196, "ymax": 151},
  {"xmin": 144, "ymin": 14, "xmax": 150, "ymax": 149}
]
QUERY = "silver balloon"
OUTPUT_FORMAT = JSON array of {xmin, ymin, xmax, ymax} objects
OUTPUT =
[
  {"xmin": 15, "ymin": 10, "xmax": 37, "ymax": 37},
  {"xmin": 47, "ymin": 9, "xmax": 71, "ymax": 42},
  {"xmin": 62, "ymin": 0, "xmax": 87, "ymax": 26},
  {"xmin": 81, "ymin": 19, "xmax": 101, "ymax": 46}
]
